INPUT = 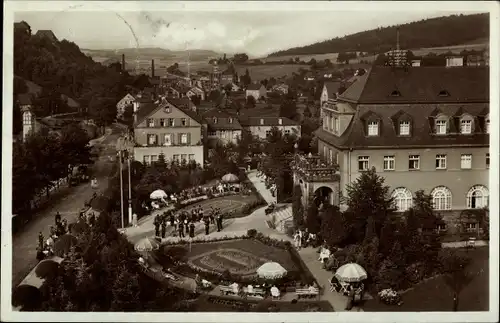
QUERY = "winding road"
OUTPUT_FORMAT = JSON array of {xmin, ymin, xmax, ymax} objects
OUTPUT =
[{"xmin": 11, "ymin": 124, "xmax": 125, "ymax": 287}]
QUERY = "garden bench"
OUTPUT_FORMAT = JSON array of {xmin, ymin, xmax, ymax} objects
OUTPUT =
[
  {"xmin": 219, "ymin": 285, "xmax": 238, "ymax": 296},
  {"xmin": 296, "ymin": 287, "xmax": 319, "ymax": 299}
]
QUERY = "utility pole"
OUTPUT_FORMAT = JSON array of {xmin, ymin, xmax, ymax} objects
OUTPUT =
[
  {"xmin": 127, "ymin": 154, "xmax": 132, "ymax": 224},
  {"xmin": 119, "ymin": 150, "xmax": 124, "ymax": 228}
]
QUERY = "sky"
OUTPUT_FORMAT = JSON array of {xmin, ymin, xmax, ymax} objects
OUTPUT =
[{"xmin": 13, "ymin": 3, "xmax": 486, "ymax": 57}]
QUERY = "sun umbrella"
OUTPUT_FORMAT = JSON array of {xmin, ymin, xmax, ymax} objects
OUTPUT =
[
  {"xmin": 134, "ymin": 237, "xmax": 160, "ymax": 252},
  {"xmin": 53, "ymin": 234, "xmax": 78, "ymax": 257},
  {"xmin": 150, "ymin": 189, "xmax": 168, "ymax": 200},
  {"xmin": 334, "ymin": 263, "xmax": 368, "ymax": 283},
  {"xmin": 222, "ymin": 173, "xmax": 239, "ymax": 183},
  {"xmin": 257, "ymin": 262, "xmax": 287, "ymax": 279}
]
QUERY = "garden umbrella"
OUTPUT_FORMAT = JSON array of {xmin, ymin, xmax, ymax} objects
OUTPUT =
[
  {"xmin": 53, "ymin": 234, "xmax": 78, "ymax": 257},
  {"xmin": 257, "ymin": 262, "xmax": 287, "ymax": 279},
  {"xmin": 334, "ymin": 263, "xmax": 367, "ymax": 283},
  {"xmin": 222, "ymin": 173, "xmax": 239, "ymax": 183},
  {"xmin": 150, "ymin": 189, "xmax": 168, "ymax": 200},
  {"xmin": 134, "ymin": 237, "xmax": 160, "ymax": 252}
]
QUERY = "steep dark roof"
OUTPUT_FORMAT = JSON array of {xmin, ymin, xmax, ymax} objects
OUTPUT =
[
  {"xmin": 134, "ymin": 99, "xmax": 204, "ymax": 126},
  {"xmin": 339, "ymin": 66, "xmax": 489, "ymax": 104},
  {"xmin": 134, "ymin": 103, "xmax": 157, "ymax": 125},
  {"xmin": 247, "ymin": 83, "xmax": 263, "ymax": 91},
  {"xmin": 17, "ymin": 93, "xmax": 33, "ymax": 105},
  {"xmin": 324, "ymin": 81, "xmax": 342, "ymax": 95},
  {"xmin": 202, "ymin": 109, "xmax": 242, "ymax": 131},
  {"xmin": 168, "ymin": 97, "xmax": 196, "ymax": 111},
  {"xmin": 239, "ymin": 116, "xmax": 300, "ymax": 127},
  {"xmin": 315, "ymin": 103, "xmax": 489, "ymax": 149}
]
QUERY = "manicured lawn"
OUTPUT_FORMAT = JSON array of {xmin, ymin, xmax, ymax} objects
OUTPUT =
[
  {"xmin": 193, "ymin": 295, "xmax": 334, "ymax": 312},
  {"xmin": 182, "ymin": 194, "xmax": 264, "ymax": 219},
  {"xmin": 185, "ymin": 239, "xmax": 299, "ymax": 276},
  {"xmin": 363, "ymin": 247, "xmax": 489, "ymax": 312}
]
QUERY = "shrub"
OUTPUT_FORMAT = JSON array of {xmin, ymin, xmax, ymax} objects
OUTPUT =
[
  {"xmin": 404, "ymin": 262, "xmax": 427, "ymax": 285},
  {"xmin": 375, "ymin": 259, "xmax": 405, "ymax": 292},
  {"xmin": 164, "ymin": 245, "xmax": 188, "ymax": 263},
  {"xmin": 378, "ymin": 288, "xmax": 402, "ymax": 305},
  {"xmin": 34, "ymin": 260, "xmax": 59, "ymax": 279},
  {"xmin": 12, "ymin": 285, "xmax": 42, "ymax": 311},
  {"xmin": 247, "ymin": 229, "xmax": 257, "ymax": 238}
]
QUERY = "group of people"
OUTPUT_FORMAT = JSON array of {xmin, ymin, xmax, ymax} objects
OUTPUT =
[
  {"xmin": 293, "ymin": 228, "xmax": 318, "ymax": 250},
  {"xmin": 153, "ymin": 206, "xmax": 226, "ymax": 239},
  {"xmin": 36, "ymin": 212, "xmax": 68, "ymax": 260}
]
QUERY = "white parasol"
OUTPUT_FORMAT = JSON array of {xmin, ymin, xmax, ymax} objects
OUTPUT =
[
  {"xmin": 257, "ymin": 262, "xmax": 287, "ymax": 279},
  {"xmin": 150, "ymin": 189, "xmax": 167, "ymax": 200},
  {"xmin": 334, "ymin": 263, "xmax": 368, "ymax": 283},
  {"xmin": 222, "ymin": 173, "xmax": 239, "ymax": 183}
]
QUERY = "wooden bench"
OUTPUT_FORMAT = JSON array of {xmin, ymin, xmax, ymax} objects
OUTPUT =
[
  {"xmin": 243, "ymin": 287, "xmax": 266, "ymax": 298},
  {"xmin": 296, "ymin": 287, "xmax": 320, "ymax": 299},
  {"xmin": 220, "ymin": 285, "xmax": 239, "ymax": 296}
]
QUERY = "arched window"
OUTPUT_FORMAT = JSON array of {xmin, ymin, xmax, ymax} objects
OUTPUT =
[
  {"xmin": 466, "ymin": 185, "xmax": 489, "ymax": 209},
  {"xmin": 431, "ymin": 186, "xmax": 452, "ymax": 210},
  {"xmin": 391, "ymin": 187, "xmax": 413, "ymax": 212}
]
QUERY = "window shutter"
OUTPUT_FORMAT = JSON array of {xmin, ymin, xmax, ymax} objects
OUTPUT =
[
  {"xmin": 155, "ymin": 134, "xmax": 158, "ymax": 145},
  {"xmin": 178, "ymin": 133, "xmax": 182, "ymax": 145},
  {"xmin": 187, "ymin": 133, "xmax": 191, "ymax": 145}
]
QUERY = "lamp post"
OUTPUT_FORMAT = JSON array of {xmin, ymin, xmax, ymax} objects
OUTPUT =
[{"xmin": 119, "ymin": 150, "xmax": 124, "ymax": 229}]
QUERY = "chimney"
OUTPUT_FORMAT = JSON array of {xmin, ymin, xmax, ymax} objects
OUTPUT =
[
  {"xmin": 122, "ymin": 54, "xmax": 125, "ymax": 72},
  {"xmin": 151, "ymin": 59, "xmax": 155, "ymax": 78}
]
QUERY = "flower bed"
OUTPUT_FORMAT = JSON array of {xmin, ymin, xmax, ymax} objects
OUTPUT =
[
  {"xmin": 378, "ymin": 288, "xmax": 402, "ymax": 306},
  {"xmin": 158, "ymin": 230, "xmax": 318, "ymax": 291}
]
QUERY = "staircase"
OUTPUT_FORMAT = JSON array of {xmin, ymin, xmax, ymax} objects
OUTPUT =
[{"xmin": 266, "ymin": 205, "xmax": 293, "ymax": 233}]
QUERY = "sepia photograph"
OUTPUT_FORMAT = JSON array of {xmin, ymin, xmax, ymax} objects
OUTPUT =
[{"xmin": 1, "ymin": 1, "xmax": 499, "ymax": 322}]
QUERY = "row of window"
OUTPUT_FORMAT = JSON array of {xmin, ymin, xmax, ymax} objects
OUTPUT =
[
  {"xmin": 143, "ymin": 154, "xmax": 195, "ymax": 164},
  {"xmin": 208, "ymin": 131, "xmax": 239, "ymax": 140},
  {"xmin": 323, "ymin": 115, "xmax": 340, "ymax": 134},
  {"xmin": 365, "ymin": 116, "xmax": 490, "ymax": 137},
  {"xmin": 211, "ymin": 117, "xmax": 234, "ymax": 124},
  {"xmin": 266, "ymin": 129, "xmax": 291, "ymax": 136},
  {"xmin": 392, "ymin": 185, "xmax": 489, "ymax": 212},
  {"xmin": 147, "ymin": 118, "xmax": 190, "ymax": 128},
  {"xmin": 357, "ymin": 153, "xmax": 490, "ymax": 171},
  {"xmin": 146, "ymin": 133, "xmax": 191, "ymax": 146}
]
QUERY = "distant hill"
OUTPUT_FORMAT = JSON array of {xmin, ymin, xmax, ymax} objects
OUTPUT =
[
  {"xmin": 269, "ymin": 13, "xmax": 489, "ymax": 57},
  {"xmin": 81, "ymin": 47, "xmax": 220, "ymax": 60}
]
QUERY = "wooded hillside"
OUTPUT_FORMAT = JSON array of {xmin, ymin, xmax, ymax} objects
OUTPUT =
[{"xmin": 269, "ymin": 13, "xmax": 489, "ymax": 57}]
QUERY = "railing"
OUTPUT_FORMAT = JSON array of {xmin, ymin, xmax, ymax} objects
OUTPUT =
[{"xmin": 291, "ymin": 154, "xmax": 339, "ymax": 182}]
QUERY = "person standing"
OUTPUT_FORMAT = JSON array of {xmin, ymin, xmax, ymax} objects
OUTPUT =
[
  {"xmin": 161, "ymin": 218, "xmax": 167, "ymax": 238},
  {"xmin": 209, "ymin": 209, "xmax": 215, "ymax": 225},
  {"xmin": 204, "ymin": 218, "xmax": 210, "ymax": 235},
  {"xmin": 38, "ymin": 232, "xmax": 44, "ymax": 250},
  {"xmin": 199, "ymin": 206, "xmax": 204, "ymax": 221},
  {"xmin": 154, "ymin": 215, "xmax": 160, "ymax": 237},
  {"xmin": 189, "ymin": 221, "xmax": 195, "ymax": 238},
  {"xmin": 217, "ymin": 212, "xmax": 224, "ymax": 231},
  {"xmin": 178, "ymin": 221, "xmax": 185, "ymax": 238},
  {"xmin": 169, "ymin": 212, "xmax": 175, "ymax": 228}
]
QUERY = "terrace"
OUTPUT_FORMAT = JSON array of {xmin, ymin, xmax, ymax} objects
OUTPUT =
[{"xmin": 291, "ymin": 154, "xmax": 339, "ymax": 182}]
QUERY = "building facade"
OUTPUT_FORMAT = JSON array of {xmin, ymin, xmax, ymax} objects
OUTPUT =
[
  {"xmin": 132, "ymin": 100, "xmax": 205, "ymax": 166},
  {"xmin": 308, "ymin": 66, "xmax": 489, "ymax": 232},
  {"xmin": 116, "ymin": 93, "xmax": 136, "ymax": 119},
  {"xmin": 245, "ymin": 84, "xmax": 267, "ymax": 101},
  {"xmin": 202, "ymin": 108, "xmax": 242, "ymax": 146},
  {"xmin": 240, "ymin": 117, "xmax": 301, "ymax": 140}
]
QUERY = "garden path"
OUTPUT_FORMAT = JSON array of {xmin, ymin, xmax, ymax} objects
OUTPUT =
[{"xmin": 297, "ymin": 247, "xmax": 365, "ymax": 312}]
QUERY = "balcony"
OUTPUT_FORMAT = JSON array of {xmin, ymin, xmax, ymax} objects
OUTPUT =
[{"xmin": 291, "ymin": 154, "xmax": 339, "ymax": 182}]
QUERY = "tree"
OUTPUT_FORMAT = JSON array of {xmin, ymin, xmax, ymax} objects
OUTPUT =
[
  {"xmin": 246, "ymin": 95, "xmax": 256, "ymax": 108},
  {"xmin": 374, "ymin": 53, "xmax": 389, "ymax": 66},
  {"xmin": 242, "ymin": 68, "xmax": 252, "ymax": 86},
  {"xmin": 60, "ymin": 123, "xmax": 92, "ymax": 173},
  {"xmin": 292, "ymin": 185, "xmax": 304, "ymax": 228},
  {"xmin": 320, "ymin": 204, "xmax": 347, "ymax": 248},
  {"xmin": 12, "ymin": 141, "xmax": 38, "ymax": 214},
  {"xmin": 345, "ymin": 167, "xmax": 394, "ymax": 242},
  {"xmin": 233, "ymin": 53, "xmax": 249, "ymax": 63},
  {"xmin": 305, "ymin": 198, "xmax": 321, "ymax": 234},
  {"xmin": 279, "ymin": 98, "xmax": 297, "ymax": 120},
  {"xmin": 440, "ymin": 249, "xmax": 473, "ymax": 311}
]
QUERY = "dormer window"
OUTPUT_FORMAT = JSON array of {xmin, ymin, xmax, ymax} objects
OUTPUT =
[
  {"xmin": 438, "ymin": 90, "xmax": 450, "ymax": 97},
  {"xmin": 367, "ymin": 121, "xmax": 379, "ymax": 136},
  {"xmin": 213, "ymin": 117, "xmax": 218, "ymax": 124},
  {"xmin": 228, "ymin": 117, "xmax": 233, "ymax": 124},
  {"xmin": 399, "ymin": 120, "xmax": 410, "ymax": 136},
  {"xmin": 486, "ymin": 115, "xmax": 490, "ymax": 134},
  {"xmin": 435, "ymin": 117, "xmax": 448, "ymax": 135},
  {"xmin": 390, "ymin": 90, "xmax": 401, "ymax": 97},
  {"xmin": 278, "ymin": 118, "xmax": 283, "ymax": 125},
  {"xmin": 460, "ymin": 118, "xmax": 472, "ymax": 134},
  {"xmin": 260, "ymin": 118, "xmax": 264, "ymax": 125}
]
